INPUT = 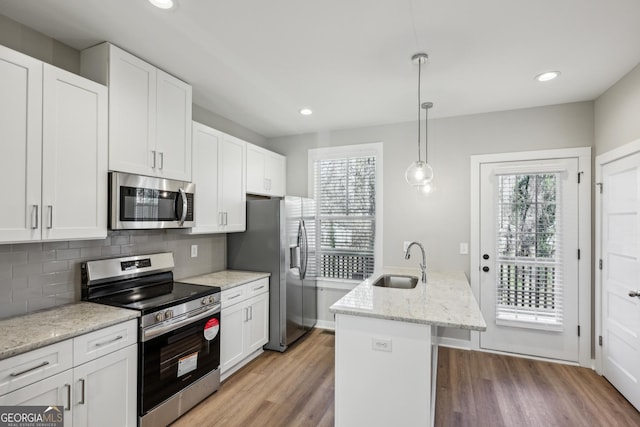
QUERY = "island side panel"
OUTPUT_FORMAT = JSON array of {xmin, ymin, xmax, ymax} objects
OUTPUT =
[{"xmin": 335, "ymin": 313, "xmax": 433, "ymax": 427}]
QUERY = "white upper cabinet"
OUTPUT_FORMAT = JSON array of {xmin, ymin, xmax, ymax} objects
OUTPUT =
[
  {"xmin": 189, "ymin": 122, "xmax": 245, "ymax": 234},
  {"xmin": 81, "ymin": 43, "xmax": 192, "ymax": 181},
  {"xmin": 42, "ymin": 65, "xmax": 108, "ymax": 241},
  {"xmin": 246, "ymin": 143, "xmax": 286, "ymax": 197},
  {"xmin": 0, "ymin": 45, "xmax": 43, "ymax": 242},
  {"xmin": 0, "ymin": 45, "xmax": 108, "ymax": 243}
]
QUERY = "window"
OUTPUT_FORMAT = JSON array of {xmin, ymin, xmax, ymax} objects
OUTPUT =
[
  {"xmin": 495, "ymin": 172, "xmax": 563, "ymax": 329},
  {"xmin": 308, "ymin": 143, "xmax": 383, "ymax": 281}
]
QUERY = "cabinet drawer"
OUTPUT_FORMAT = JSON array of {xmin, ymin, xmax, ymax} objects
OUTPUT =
[
  {"xmin": 73, "ymin": 320, "xmax": 137, "ymax": 366},
  {"xmin": 0, "ymin": 340, "xmax": 73, "ymax": 396},
  {"xmin": 221, "ymin": 286, "xmax": 247, "ymax": 307},
  {"xmin": 246, "ymin": 278, "xmax": 269, "ymax": 298}
]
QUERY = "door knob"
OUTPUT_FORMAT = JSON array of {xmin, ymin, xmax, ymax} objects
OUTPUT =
[
  {"xmin": 629, "ymin": 290, "xmax": 640, "ymax": 298},
  {"xmin": 482, "ymin": 266, "xmax": 490, "ymax": 272}
]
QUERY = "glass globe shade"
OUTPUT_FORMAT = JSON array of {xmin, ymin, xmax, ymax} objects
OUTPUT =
[{"xmin": 405, "ymin": 161, "xmax": 434, "ymax": 186}]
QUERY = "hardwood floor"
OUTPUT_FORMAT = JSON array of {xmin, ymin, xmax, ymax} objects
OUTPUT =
[{"xmin": 172, "ymin": 329, "xmax": 640, "ymax": 427}]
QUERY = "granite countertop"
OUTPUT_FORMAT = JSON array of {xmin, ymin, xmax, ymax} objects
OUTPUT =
[
  {"xmin": 179, "ymin": 270, "xmax": 270, "ymax": 291},
  {"xmin": 0, "ymin": 302, "xmax": 139, "ymax": 360},
  {"xmin": 330, "ymin": 268, "xmax": 487, "ymax": 331}
]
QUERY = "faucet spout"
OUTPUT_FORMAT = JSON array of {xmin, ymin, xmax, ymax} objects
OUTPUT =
[{"xmin": 404, "ymin": 241, "xmax": 427, "ymax": 283}]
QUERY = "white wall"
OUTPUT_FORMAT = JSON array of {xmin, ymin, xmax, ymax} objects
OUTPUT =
[
  {"xmin": 269, "ymin": 101, "xmax": 594, "ymax": 339},
  {"xmin": 595, "ymin": 63, "xmax": 640, "ymax": 154}
]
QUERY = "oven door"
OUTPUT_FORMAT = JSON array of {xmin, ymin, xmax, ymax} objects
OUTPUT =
[
  {"xmin": 140, "ymin": 309, "xmax": 220, "ymax": 415},
  {"xmin": 110, "ymin": 172, "xmax": 195, "ymax": 229}
]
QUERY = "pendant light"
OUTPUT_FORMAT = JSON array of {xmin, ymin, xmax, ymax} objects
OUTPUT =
[
  {"xmin": 417, "ymin": 101, "xmax": 434, "ymax": 194},
  {"xmin": 405, "ymin": 53, "xmax": 434, "ymax": 188}
]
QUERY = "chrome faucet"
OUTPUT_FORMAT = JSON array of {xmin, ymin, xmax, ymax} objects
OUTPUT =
[{"xmin": 404, "ymin": 241, "xmax": 427, "ymax": 283}]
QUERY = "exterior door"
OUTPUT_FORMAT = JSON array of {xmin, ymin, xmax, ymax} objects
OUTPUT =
[
  {"xmin": 601, "ymin": 152, "xmax": 640, "ymax": 411},
  {"xmin": 479, "ymin": 157, "xmax": 580, "ymax": 361}
]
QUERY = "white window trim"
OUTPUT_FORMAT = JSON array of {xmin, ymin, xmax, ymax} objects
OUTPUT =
[
  {"xmin": 470, "ymin": 147, "xmax": 591, "ymax": 368},
  {"xmin": 308, "ymin": 142, "xmax": 384, "ymax": 280}
]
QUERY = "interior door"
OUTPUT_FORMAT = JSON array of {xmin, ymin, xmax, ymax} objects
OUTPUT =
[
  {"xmin": 479, "ymin": 157, "xmax": 580, "ymax": 361},
  {"xmin": 601, "ymin": 152, "xmax": 640, "ymax": 411}
]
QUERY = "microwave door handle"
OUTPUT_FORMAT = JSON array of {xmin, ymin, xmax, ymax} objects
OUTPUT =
[{"xmin": 178, "ymin": 188, "xmax": 188, "ymax": 225}]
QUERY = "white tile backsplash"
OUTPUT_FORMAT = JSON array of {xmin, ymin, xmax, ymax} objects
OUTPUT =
[{"xmin": 0, "ymin": 230, "xmax": 226, "ymax": 319}]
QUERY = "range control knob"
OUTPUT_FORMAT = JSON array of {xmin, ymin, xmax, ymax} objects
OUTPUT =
[
  {"xmin": 155, "ymin": 312, "xmax": 164, "ymax": 322},
  {"xmin": 201, "ymin": 298, "xmax": 208, "ymax": 305},
  {"xmin": 165, "ymin": 310, "xmax": 173, "ymax": 319},
  {"xmin": 209, "ymin": 295, "xmax": 215, "ymax": 304}
]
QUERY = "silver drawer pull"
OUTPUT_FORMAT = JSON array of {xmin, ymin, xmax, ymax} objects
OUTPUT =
[
  {"xmin": 11, "ymin": 361, "xmax": 50, "ymax": 377},
  {"xmin": 228, "ymin": 293, "xmax": 242, "ymax": 300},
  {"xmin": 253, "ymin": 285, "xmax": 265, "ymax": 291},
  {"xmin": 94, "ymin": 335, "xmax": 124, "ymax": 347}
]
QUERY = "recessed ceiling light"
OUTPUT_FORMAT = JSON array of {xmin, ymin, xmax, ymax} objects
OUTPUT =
[
  {"xmin": 299, "ymin": 108, "xmax": 313, "ymax": 116},
  {"xmin": 148, "ymin": 0, "xmax": 175, "ymax": 10},
  {"xmin": 535, "ymin": 71, "xmax": 561, "ymax": 82}
]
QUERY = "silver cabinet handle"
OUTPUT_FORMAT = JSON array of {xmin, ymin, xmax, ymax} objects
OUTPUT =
[
  {"xmin": 32, "ymin": 205, "xmax": 39, "ymax": 229},
  {"xmin": 65, "ymin": 384, "xmax": 71, "ymax": 411},
  {"xmin": 10, "ymin": 361, "xmax": 49, "ymax": 377},
  {"xmin": 219, "ymin": 212, "xmax": 223, "ymax": 226},
  {"xmin": 249, "ymin": 306, "xmax": 253, "ymax": 321},
  {"xmin": 159, "ymin": 152, "xmax": 164, "ymax": 170},
  {"xmin": 151, "ymin": 150, "xmax": 157, "ymax": 168},
  {"xmin": 253, "ymin": 285, "xmax": 265, "ymax": 291},
  {"xmin": 228, "ymin": 293, "xmax": 242, "ymax": 300},
  {"xmin": 47, "ymin": 205, "xmax": 53, "ymax": 229},
  {"xmin": 94, "ymin": 335, "xmax": 123, "ymax": 347},
  {"xmin": 224, "ymin": 212, "xmax": 228, "ymax": 225},
  {"xmin": 629, "ymin": 290, "xmax": 640, "ymax": 298},
  {"xmin": 78, "ymin": 378, "xmax": 85, "ymax": 404}
]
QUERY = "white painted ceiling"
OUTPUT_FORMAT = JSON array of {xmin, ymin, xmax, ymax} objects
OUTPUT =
[{"xmin": 2, "ymin": 0, "xmax": 639, "ymax": 138}]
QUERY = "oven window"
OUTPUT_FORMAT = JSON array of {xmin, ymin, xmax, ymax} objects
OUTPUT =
[
  {"xmin": 141, "ymin": 315, "xmax": 221, "ymax": 414},
  {"xmin": 121, "ymin": 187, "xmax": 178, "ymax": 221}
]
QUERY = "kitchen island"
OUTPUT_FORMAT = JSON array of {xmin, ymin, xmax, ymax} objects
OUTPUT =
[{"xmin": 330, "ymin": 269, "xmax": 486, "ymax": 427}]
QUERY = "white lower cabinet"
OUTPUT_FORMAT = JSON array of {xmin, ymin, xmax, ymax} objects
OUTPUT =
[
  {"xmin": 220, "ymin": 278, "xmax": 269, "ymax": 379},
  {"xmin": 0, "ymin": 320, "xmax": 137, "ymax": 426}
]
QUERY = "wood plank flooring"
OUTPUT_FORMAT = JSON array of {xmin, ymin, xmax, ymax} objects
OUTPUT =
[{"xmin": 171, "ymin": 329, "xmax": 640, "ymax": 427}]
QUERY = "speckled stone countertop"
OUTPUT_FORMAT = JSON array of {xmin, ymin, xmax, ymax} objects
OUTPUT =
[
  {"xmin": 179, "ymin": 270, "xmax": 270, "ymax": 291},
  {"xmin": 0, "ymin": 303, "xmax": 139, "ymax": 360},
  {"xmin": 330, "ymin": 268, "xmax": 487, "ymax": 331}
]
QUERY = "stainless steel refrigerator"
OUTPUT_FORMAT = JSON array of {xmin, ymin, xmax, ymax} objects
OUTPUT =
[{"xmin": 227, "ymin": 197, "xmax": 317, "ymax": 352}]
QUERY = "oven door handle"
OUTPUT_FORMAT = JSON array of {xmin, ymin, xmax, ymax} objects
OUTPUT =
[{"xmin": 142, "ymin": 304, "xmax": 221, "ymax": 342}]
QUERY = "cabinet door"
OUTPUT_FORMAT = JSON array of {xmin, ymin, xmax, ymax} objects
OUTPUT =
[
  {"xmin": 266, "ymin": 152, "xmax": 286, "ymax": 197},
  {"xmin": 189, "ymin": 122, "xmax": 222, "ymax": 234},
  {"xmin": 246, "ymin": 144, "xmax": 266, "ymax": 195},
  {"xmin": 220, "ymin": 135, "xmax": 246, "ymax": 232},
  {"xmin": 108, "ymin": 45, "xmax": 156, "ymax": 176},
  {"xmin": 0, "ymin": 369, "xmax": 73, "ymax": 427},
  {"xmin": 41, "ymin": 65, "xmax": 108, "ymax": 241},
  {"xmin": 220, "ymin": 301, "xmax": 247, "ymax": 374},
  {"xmin": 156, "ymin": 69, "xmax": 192, "ymax": 181},
  {"xmin": 0, "ymin": 45, "xmax": 42, "ymax": 242},
  {"xmin": 246, "ymin": 292, "xmax": 269, "ymax": 354},
  {"xmin": 72, "ymin": 345, "xmax": 137, "ymax": 427}
]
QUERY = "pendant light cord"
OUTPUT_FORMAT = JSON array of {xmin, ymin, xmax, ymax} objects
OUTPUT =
[
  {"xmin": 417, "ymin": 59, "xmax": 422, "ymax": 162},
  {"xmin": 424, "ymin": 103, "xmax": 428, "ymax": 163}
]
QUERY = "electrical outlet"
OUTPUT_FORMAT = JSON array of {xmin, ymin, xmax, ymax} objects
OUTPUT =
[
  {"xmin": 459, "ymin": 242, "xmax": 469, "ymax": 255},
  {"xmin": 403, "ymin": 241, "xmax": 411, "ymax": 253},
  {"xmin": 191, "ymin": 245, "xmax": 198, "ymax": 258}
]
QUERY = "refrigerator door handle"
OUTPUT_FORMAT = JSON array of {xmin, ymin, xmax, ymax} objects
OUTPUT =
[
  {"xmin": 290, "ymin": 246, "xmax": 301, "ymax": 269},
  {"xmin": 300, "ymin": 219, "xmax": 308, "ymax": 279}
]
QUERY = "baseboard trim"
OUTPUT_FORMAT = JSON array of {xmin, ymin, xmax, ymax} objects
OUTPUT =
[
  {"xmin": 438, "ymin": 337, "xmax": 472, "ymax": 350},
  {"xmin": 315, "ymin": 320, "xmax": 335, "ymax": 331}
]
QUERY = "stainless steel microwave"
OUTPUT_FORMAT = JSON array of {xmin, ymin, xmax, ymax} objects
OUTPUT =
[{"xmin": 109, "ymin": 172, "xmax": 195, "ymax": 229}]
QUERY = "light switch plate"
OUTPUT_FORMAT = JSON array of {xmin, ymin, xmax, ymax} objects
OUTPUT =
[
  {"xmin": 459, "ymin": 242, "xmax": 469, "ymax": 255},
  {"xmin": 191, "ymin": 244, "xmax": 198, "ymax": 258}
]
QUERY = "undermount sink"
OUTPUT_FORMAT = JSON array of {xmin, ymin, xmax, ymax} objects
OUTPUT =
[{"xmin": 371, "ymin": 274, "xmax": 419, "ymax": 289}]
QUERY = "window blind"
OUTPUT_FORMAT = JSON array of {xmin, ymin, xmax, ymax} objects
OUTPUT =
[
  {"xmin": 495, "ymin": 173, "xmax": 564, "ymax": 330},
  {"xmin": 313, "ymin": 156, "xmax": 376, "ymax": 280}
]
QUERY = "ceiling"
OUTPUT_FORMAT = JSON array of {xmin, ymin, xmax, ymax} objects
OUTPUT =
[{"xmin": 1, "ymin": 0, "xmax": 639, "ymax": 139}]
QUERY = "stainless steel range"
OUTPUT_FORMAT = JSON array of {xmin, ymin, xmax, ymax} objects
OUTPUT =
[{"xmin": 81, "ymin": 252, "xmax": 221, "ymax": 427}]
